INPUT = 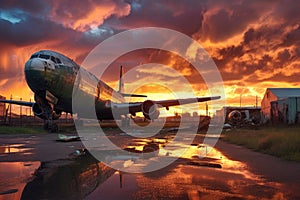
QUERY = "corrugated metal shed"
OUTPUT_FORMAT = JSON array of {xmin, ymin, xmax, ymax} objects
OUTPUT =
[
  {"xmin": 287, "ymin": 97, "xmax": 300, "ymax": 124},
  {"xmin": 267, "ymin": 88, "xmax": 300, "ymax": 98},
  {"xmin": 261, "ymin": 88, "xmax": 300, "ymax": 124}
]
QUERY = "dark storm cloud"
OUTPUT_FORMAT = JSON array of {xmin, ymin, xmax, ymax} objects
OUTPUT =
[
  {"xmin": 0, "ymin": 15, "xmax": 79, "ymax": 46},
  {"xmin": 198, "ymin": 0, "xmax": 274, "ymax": 42},
  {"xmin": 0, "ymin": 0, "xmax": 49, "ymax": 16},
  {"xmin": 272, "ymin": 0, "xmax": 300, "ymax": 24},
  {"xmin": 49, "ymin": 0, "xmax": 94, "ymax": 21},
  {"xmin": 104, "ymin": 0, "xmax": 205, "ymax": 35},
  {"xmin": 283, "ymin": 25, "xmax": 300, "ymax": 47},
  {"xmin": 0, "ymin": 0, "xmax": 131, "ymax": 49},
  {"xmin": 209, "ymin": 0, "xmax": 300, "ymax": 85}
]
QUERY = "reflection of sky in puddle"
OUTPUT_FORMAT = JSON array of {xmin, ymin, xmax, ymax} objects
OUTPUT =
[
  {"xmin": 0, "ymin": 161, "xmax": 40, "ymax": 200},
  {"xmin": 0, "ymin": 135, "xmax": 290, "ymax": 199},
  {"xmin": 124, "ymin": 138, "xmax": 222, "ymax": 163},
  {"xmin": 131, "ymin": 150, "xmax": 286, "ymax": 200},
  {"xmin": 87, "ymin": 135, "xmax": 283, "ymax": 191},
  {"xmin": 118, "ymin": 138, "xmax": 286, "ymax": 199},
  {"xmin": 0, "ymin": 144, "xmax": 33, "ymax": 155},
  {"xmin": 132, "ymin": 165, "xmax": 286, "ymax": 200},
  {"xmin": 86, "ymin": 171, "xmax": 139, "ymax": 200}
]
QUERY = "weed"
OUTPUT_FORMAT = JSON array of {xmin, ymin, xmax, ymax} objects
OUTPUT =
[{"xmin": 223, "ymin": 127, "xmax": 300, "ymax": 161}]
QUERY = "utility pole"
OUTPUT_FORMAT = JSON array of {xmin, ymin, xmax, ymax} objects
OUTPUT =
[
  {"xmin": 9, "ymin": 94, "xmax": 12, "ymax": 126},
  {"xmin": 1, "ymin": 97, "xmax": 4, "ymax": 118},
  {"xmin": 240, "ymin": 94, "xmax": 242, "ymax": 107},
  {"xmin": 255, "ymin": 95, "xmax": 258, "ymax": 108},
  {"xmin": 20, "ymin": 97, "xmax": 22, "ymax": 126}
]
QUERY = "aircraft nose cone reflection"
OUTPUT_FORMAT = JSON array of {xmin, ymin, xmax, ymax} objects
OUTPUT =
[
  {"xmin": 25, "ymin": 58, "xmax": 45, "ymax": 72},
  {"xmin": 25, "ymin": 58, "xmax": 47, "ymax": 93}
]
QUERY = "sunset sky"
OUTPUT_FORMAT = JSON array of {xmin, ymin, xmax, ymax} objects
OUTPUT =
[{"xmin": 1, "ymin": 0, "xmax": 300, "ymax": 115}]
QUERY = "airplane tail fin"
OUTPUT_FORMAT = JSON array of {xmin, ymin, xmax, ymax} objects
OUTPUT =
[
  {"xmin": 118, "ymin": 65, "xmax": 124, "ymax": 93},
  {"xmin": 118, "ymin": 65, "xmax": 147, "ymax": 98}
]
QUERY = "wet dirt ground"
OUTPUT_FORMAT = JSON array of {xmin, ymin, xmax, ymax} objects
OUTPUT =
[{"xmin": 0, "ymin": 131, "xmax": 300, "ymax": 200}]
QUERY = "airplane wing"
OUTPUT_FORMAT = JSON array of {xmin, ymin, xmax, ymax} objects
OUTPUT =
[
  {"xmin": 0, "ymin": 96, "xmax": 220, "ymax": 120},
  {"xmin": 110, "ymin": 96, "xmax": 221, "ymax": 118},
  {"xmin": 154, "ymin": 96, "xmax": 221, "ymax": 108},
  {"xmin": 0, "ymin": 99, "xmax": 34, "ymax": 107}
]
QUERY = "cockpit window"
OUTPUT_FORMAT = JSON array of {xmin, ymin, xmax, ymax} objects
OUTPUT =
[
  {"xmin": 56, "ymin": 58, "xmax": 62, "ymax": 64},
  {"xmin": 39, "ymin": 54, "xmax": 50, "ymax": 59},
  {"xmin": 30, "ymin": 53, "xmax": 63, "ymax": 64},
  {"xmin": 50, "ymin": 56, "xmax": 62, "ymax": 64},
  {"xmin": 51, "ymin": 56, "xmax": 56, "ymax": 63},
  {"xmin": 30, "ymin": 54, "xmax": 39, "ymax": 59}
]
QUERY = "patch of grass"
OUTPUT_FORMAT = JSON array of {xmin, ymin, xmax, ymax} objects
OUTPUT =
[
  {"xmin": 0, "ymin": 126, "xmax": 46, "ymax": 134},
  {"xmin": 222, "ymin": 127, "xmax": 300, "ymax": 161}
]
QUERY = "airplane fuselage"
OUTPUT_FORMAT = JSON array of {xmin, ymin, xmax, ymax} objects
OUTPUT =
[{"xmin": 25, "ymin": 50, "xmax": 125, "ymax": 120}]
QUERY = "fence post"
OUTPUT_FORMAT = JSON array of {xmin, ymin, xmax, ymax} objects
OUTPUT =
[
  {"xmin": 9, "ymin": 94, "xmax": 12, "ymax": 126},
  {"xmin": 30, "ymin": 98, "xmax": 32, "ymax": 118},
  {"xmin": 20, "ymin": 97, "xmax": 22, "ymax": 126}
]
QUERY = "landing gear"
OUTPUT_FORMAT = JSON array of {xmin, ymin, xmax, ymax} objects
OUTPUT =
[
  {"xmin": 35, "ymin": 95, "xmax": 61, "ymax": 133},
  {"xmin": 44, "ymin": 120, "xmax": 58, "ymax": 133}
]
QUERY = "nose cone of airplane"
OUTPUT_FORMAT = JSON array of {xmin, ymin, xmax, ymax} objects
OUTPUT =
[
  {"xmin": 24, "ymin": 58, "xmax": 46, "ymax": 93},
  {"xmin": 25, "ymin": 58, "xmax": 45, "ymax": 72}
]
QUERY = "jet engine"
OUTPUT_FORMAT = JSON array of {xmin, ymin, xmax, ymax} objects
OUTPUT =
[
  {"xmin": 141, "ymin": 100, "xmax": 160, "ymax": 120},
  {"xmin": 32, "ymin": 103, "xmax": 61, "ymax": 120},
  {"xmin": 228, "ymin": 110, "xmax": 242, "ymax": 125},
  {"xmin": 32, "ymin": 103, "xmax": 47, "ymax": 119}
]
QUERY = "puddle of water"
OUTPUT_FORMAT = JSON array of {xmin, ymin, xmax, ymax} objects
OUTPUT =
[
  {"xmin": 124, "ymin": 137, "xmax": 221, "ymax": 162},
  {"xmin": 0, "ymin": 134, "xmax": 289, "ymax": 199},
  {"xmin": 112, "ymin": 137, "xmax": 286, "ymax": 199},
  {"xmin": 0, "ymin": 144, "xmax": 33, "ymax": 155},
  {"xmin": 128, "ymin": 149, "xmax": 285, "ymax": 200},
  {"xmin": 86, "ymin": 171, "xmax": 139, "ymax": 200},
  {"xmin": 20, "ymin": 153, "xmax": 115, "ymax": 200},
  {"xmin": 0, "ymin": 161, "xmax": 40, "ymax": 200}
]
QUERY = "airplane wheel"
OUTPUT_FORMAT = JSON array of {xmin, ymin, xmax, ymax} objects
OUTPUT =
[
  {"xmin": 50, "ymin": 124, "xmax": 58, "ymax": 133},
  {"xmin": 43, "ymin": 122, "xmax": 49, "ymax": 130},
  {"xmin": 43, "ymin": 122, "xmax": 59, "ymax": 133}
]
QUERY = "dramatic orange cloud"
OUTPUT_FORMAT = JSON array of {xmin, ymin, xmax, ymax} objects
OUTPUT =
[
  {"xmin": 1, "ymin": 0, "xmax": 300, "ymax": 115},
  {"xmin": 49, "ymin": 0, "xmax": 130, "ymax": 32}
]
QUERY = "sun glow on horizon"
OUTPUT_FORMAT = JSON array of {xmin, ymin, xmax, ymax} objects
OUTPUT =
[{"xmin": 1, "ymin": 1, "xmax": 300, "ymax": 117}]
